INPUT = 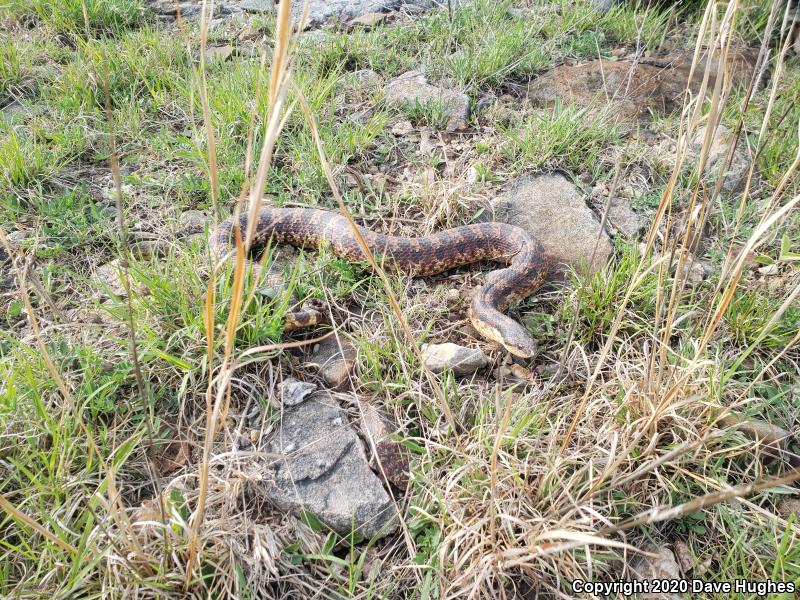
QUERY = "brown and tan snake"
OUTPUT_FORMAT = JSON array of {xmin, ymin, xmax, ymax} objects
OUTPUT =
[{"xmin": 211, "ymin": 207, "xmax": 546, "ymax": 357}]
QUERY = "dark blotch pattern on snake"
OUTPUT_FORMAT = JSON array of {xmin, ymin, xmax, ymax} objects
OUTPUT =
[{"xmin": 211, "ymin": 208, "xmax": 547, "ymax": 357}]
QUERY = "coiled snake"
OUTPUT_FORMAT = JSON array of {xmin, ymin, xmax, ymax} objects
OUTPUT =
[{"xmin": 211, "ymin": 208, "xmax": 546, "ymax": 357}]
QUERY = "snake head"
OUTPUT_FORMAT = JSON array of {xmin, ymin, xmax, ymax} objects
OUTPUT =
[{"xmin": 500, "ymin": 330, "xmax": 537, "ymax": 358}]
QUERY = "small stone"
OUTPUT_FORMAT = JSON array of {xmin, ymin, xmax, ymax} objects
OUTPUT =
[
  {"xmin": 278, "ymin": 377, "xmax": 317, "ymax": 406},
  {"xmin": 421, "ymin": 342, "xmax": 489, "ymax": 376},
  {"xmin": 205, "ymin": 44, "xmax": 235, "ymax": 62},
  {"xmin": 348, "ymin": 12, "xmax": 388, "ymax": 28},
  {"xmin": 306, "ymin": 337, "xmax": 357, "ymax": 390},
  {"xmin": 493, "ymin": 174, "xmax": 613, "ymax": 276},
  {"xmin": 239, "ymin": 0, "xmax": 274, "ymax": 13},
  {"xmin": 132, "ymin": 239, "xmax": 171, "ymax": 260},
  {"xmin": 629, "ymin": 546, "xmax": 683, "ymax": 600},
  {"xmin": 390, "ymin": 120, "xmax": 414, "ymax": 136},
  {"xmin": 94, "ymin": 260, "xmax": 127, "ymax": 297},
  {"xmin": 3, "ymin": 230, "xmax": 30, "ymax": 254},
  {"xmin": 179, "ymin": 210, "xmax": 208, "ymax": 234},
  {"xmin": 384, "ymin": 71, "xmax": 470, "ymax": 132}
]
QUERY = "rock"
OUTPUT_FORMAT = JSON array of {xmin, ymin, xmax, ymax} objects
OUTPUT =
[
  {"xmin": 606, "ymin": 199, "xmax": 644, "ymax": 238},
  {"xmin": 306, "ymin": 336, "xmax": 357, "ymax": 390},
  {"xmin": 421, "ymin": 342, "xmax": 489, "ymax": 376},
  {"xmin": 689, "ymin": 124, "xmax": 751, "ymax": 196},
  {"xmin": 493, "ymin": 174, "xmax": 613, "ymax": 275},
  {"xmin": 205, "ymin": 44, "xmax": 235, "ymax": 62},
  {"xmin": 94, "ymin": 260, "xmax": 128, "ymax": 297},
  {"xmin": 359, "ymin": 403, "xmax": 410, "ymax": 488},
  {"xmin": 527, "ymin": 52, "xmax": 757, "ymax": 122},
  {"xmin": 290, "ymin": 0, "xmax": 461, "ymax": 27},
  {"xmin": 178, "ymin": 210, "xmax": 208, "ymax": 234},
  {"xmin": 591, "ymin": 0, "xmax": 615, "ymax": 10},
  {"xmin": 260, "ymin": 396, "xmax": 398, "ymax": 539},
  {"xmin": 348, "ymin": 11, "xmax": 389, "ymax": 28},
  {"xmin": 149, "ymin": 1, "xmax": 202, "ymax": 17},
  {"xmin": 3, "ymin": 230, "xmax": 30, "ymax": 255},
  {"xmin": 131, "ymin": 239, "xmax": 171, "ymax": 260},
  {"xmin": 350, "ymin": 68, "xmax": 383, "ymax": 91},
  {"xmin": 629, "ymin": 546, "xmax": 683, "ymax": 600},
  {"xmin": 239, "ymin": 0, "xmax": 274, "ymax": 13},
  {"xmin": 719, "ymin": 415, "xmax": 791, "ymax": 448},
  {"xmin": 384, "ymin": 71, "xmax": 470, "ymax": 131},
  {"xmin": 278, "ymin": 377, "xmax": 317, "ymax": 406},
  {"xmin": 777, "ymin": 498, "xmax": 800, "ymax": 519}
]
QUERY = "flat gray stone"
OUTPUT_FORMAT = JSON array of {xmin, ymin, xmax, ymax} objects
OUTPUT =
[
  {"xmin": 278, "ymin": 377, "xmax": 317, "ymax": 406},
  {"xmin": 493, "ymin": 175, "xmax": 613, "ymax": 275},
  {"xmin": 261, "ymin": 396, "xmax": 398, "ymax": 539},
  {"xmin": 384, "ymin": 71, "xmax": 469, "ymax": 131},
  {"xmin": 421, "ymin": 342, "xmax": 489, "ymax": 375}
]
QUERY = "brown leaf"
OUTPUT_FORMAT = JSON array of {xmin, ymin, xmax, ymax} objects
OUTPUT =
[{"xmin": 158, "ymin": 440, "xmax": 192, "ymax": 474}]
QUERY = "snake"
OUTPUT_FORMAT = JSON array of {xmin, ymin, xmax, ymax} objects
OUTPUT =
[{"xmin": 210, "ymin": 207, "xmax": 547, "ymax": 358}]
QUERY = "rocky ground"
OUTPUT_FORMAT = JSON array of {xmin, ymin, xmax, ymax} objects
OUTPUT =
[{"xmin": 1, "ymin": 0, "xmax": 799, "ymax": 597}]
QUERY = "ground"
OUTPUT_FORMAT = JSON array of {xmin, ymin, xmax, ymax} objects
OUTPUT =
[{"xmin": 1, "ymin": 0, "xmax": 799, "ymax": 598}]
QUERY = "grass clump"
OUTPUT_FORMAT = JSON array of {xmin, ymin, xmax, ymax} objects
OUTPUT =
[
  {"xmin": 500, "ymin": 103, "xmax": 621, "ymax": 176},
  {"xmin": 5, "ymin": 0, "xmax": 148, "ymax": 35}
]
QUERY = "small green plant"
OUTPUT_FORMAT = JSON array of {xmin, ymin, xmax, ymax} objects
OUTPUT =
[{"xmin": 400, "ymin": 97, "xmax": 450, "ymax": 130}]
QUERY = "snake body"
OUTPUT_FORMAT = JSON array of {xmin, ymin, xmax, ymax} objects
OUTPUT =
[{"xmin": 211, "ymin": 208, "xmax": 546, "ymax": 357}]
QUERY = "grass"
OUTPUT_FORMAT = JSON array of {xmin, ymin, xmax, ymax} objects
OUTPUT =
[{"xmin": 1, "ymin": 0, "xmax": 799, "ymax": 597}]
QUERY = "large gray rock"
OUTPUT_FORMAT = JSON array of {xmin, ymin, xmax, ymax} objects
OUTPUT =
[
  {"xmin": 261, "ymin": 396, "xmax": 398, "ymax": 539},
  {"xmin": 493, "ymin": 175, "xmax": 613, "ymax": 275},
  {"xmin": 384, "ymin": 71, "xmax": 470, "ymax": 131}
]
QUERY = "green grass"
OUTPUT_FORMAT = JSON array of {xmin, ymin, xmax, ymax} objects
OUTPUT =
[
  {"xmin": 4, "ymin": 0, "xmax": 149, "ymax": 35},
  {"xmin": 499, "ymin": 102, "xmax": 621, "ymax": 177}
]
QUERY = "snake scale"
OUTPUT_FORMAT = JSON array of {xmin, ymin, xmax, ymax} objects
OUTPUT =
[{"xmin": 211, "ymin": 208, "xmax": 547, "ymax": 357}]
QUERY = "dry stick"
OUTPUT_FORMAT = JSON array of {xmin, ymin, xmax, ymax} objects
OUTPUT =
[
  {"xmin": 186, "ymin": 3, "xmax": 297, "ymax": 587},
  {"xmin": 292, "ymin": 82, "xmax": 464, "ymax": 442}
]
